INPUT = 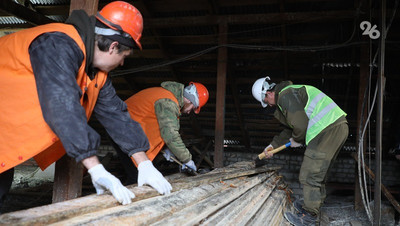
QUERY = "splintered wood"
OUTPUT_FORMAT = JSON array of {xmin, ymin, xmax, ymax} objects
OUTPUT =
[{"xmin": 0, "ymin": 161, "xmax": 292, "ymax": 226}]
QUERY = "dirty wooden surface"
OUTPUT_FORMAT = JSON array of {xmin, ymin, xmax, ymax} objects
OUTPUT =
[{"xmin": 0, "ymin": 161, "xmax": 291, "ymax": 226}]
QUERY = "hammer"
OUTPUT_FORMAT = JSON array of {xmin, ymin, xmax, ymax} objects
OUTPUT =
[
  {"xmin": 254, "ymin": 141, "xmax": 291, "ymax": 167},
  {"xmin": 161, "ymin": 150, "xmax": 198, "ymax": 176}
]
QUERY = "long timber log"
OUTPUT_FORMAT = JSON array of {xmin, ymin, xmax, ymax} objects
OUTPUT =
[
  {"xmin": 248, "ymin": 189, "xmax": 290, "ymax": 225},
  {"xmin": 201, "ymin": 174, "xmax": 280, "ymax": 225},
  {"xmin": 151, "ymin": 173, "xmax": 271, "ymax": 226},
  {"xmin": 0, "ymin": 161, "xmax": 286, "ymax": 225},
  {"xmin": 53, "ymin": 177, "xmax": 250, "ymax": 226}
]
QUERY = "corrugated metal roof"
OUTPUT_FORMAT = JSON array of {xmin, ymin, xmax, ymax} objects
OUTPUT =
[
  {"xmin": 0, "ymin": 17, "xmax": 26, "ymax": 25},
  {"xmin": 29, "ymin": 0, "xmax": 69, "ymax": 5}
]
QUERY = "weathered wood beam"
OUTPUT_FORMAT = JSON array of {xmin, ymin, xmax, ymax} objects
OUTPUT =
[
  {"xmin": 200, "ymin": 174, "xmax": 279, "ymax": 225},
  {"xmin": 145, "ymin": 11, "xmax": 355, "ymax": 28},
  {"xmin": 152, "ymin": 173, "xmax": 271, "ymax": 225},
  {"xmin": 0, "ymin": 162, "xmax": 279, "ymax": 225},
  {"xmin": 0, "ymin": 0, "xmax": 55, "ymax": 26},
  {"xmin": 69, "ymin": 0, "xmax": 98, "ymax": 15},
  {"xmin": 52, "ymin": 155, "xmax": 84, "ymax": 203},
  {"xmin": 214, "ymin": 20, "xmax": 227, "ymax": 168},
  {"xmin": 52, "ymin": 0, "xmax": 99, "ymax": 204},
  {"xmin": 248, "ymin": 189, "xmax": 290, "ymax": 225},
  {"xmin": 354, "ymin": 0, "xmax": 370, "ymax": 210},
  {"xmin": 56, "ymin": 177, "xmax": 250, "ymax": 225},
  {"xmin": 148, "ymin": 0, "xmax": 340, "ymax": 12},
  {"xmin": 140, "ymin": 31, "xmax": 335, "ymax": 46}
]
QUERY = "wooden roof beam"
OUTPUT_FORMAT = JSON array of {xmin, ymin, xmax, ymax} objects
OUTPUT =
[{"xmin": 145, "ymin": 10, "xmax": 355, "ymax": 28}]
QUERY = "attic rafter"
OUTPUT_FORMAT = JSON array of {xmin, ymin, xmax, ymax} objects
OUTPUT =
[
  {"xmin": 145, "ymin": 10, "xmax": 355, "ymax": 28},
  {"xmin": 0, "ymin": 0, "xmax": 55, "ymax": 26},
  {"xmin": 135, "ymin": 1, "xmax": 206, "ymax": 142},
  {"xmin": 135, "ymin": 0, "xmax": 180, "ymax": 82},
  {"xmin": 279, "ymin": 1, "xmax": 289, "ymax": 80}
]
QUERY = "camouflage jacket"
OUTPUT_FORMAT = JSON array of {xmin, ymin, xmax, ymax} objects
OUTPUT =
[{"xmin": 155, "ymin": 81, "xmax": 192, "ymax": 163}]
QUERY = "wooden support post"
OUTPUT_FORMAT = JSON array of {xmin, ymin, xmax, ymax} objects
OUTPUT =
[
  {"xmin": 214, "ymin": 19, "xmax": 227, "ymax": 168},
  {"xmin": 354, "ymin": 0, "xmax": 370, "ymax": 211},
  {"xmin": 69, "ymin": 0, "xmax": 99, "ymax": 15},
  {"xmin": 52, "ymin": 0, "xmax": 99, "ymax": 204},
  {"xmin": 52, "ymin": 155, "xmax": 84, "ymax": 203},
  {"xmin": 374, "ymin": 1, "xmax": 386, "ymax": 223}
]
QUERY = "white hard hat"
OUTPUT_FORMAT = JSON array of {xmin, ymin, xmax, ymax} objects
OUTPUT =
[{"xmin": 252, "ymin": 76, "xmax": 276, "ymax": 108}]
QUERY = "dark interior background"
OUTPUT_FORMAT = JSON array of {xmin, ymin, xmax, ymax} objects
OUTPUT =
[{"xmin": 1, "ymin": 0, "xmax": 399, "ymax": 159}]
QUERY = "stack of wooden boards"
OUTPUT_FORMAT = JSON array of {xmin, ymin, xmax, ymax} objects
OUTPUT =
[{"xmin": 0, "ymin": 161, "xmax": 293, "ymax": 225}]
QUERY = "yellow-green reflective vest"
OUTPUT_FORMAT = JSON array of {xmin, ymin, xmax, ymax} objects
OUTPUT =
[{"xmin": 279, "ymin": 85, "xmax": 347, "ymax": 145}]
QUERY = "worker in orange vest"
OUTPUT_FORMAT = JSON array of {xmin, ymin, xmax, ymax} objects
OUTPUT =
[
  {"xmin": 0, "ymin": 1, "xmax": 159, "ymax": 208},
  {"xmin": 112, "ymin": 81, "xmax": 209, "ymax": 187}
]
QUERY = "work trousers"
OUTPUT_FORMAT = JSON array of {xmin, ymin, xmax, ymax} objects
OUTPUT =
[
  {"xmin": 0, "ymin": 168, "xmax": 14, "ymax": 213},
  {"xmin": 299, "ymin": 121, "xmax": 349, "ymax": 216},
  {"xmin": 110, "ymin": 139, "xmax": 138, "ymax": 185}
]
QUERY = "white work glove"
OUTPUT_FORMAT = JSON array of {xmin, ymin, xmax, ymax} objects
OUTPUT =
[
  {"xmin": 289, "ymin": 137, "xmax": 302, "ymax": 148},
  {"xmin": 182, "ymin": 160, "xmax": 197, "ymax": 171},
  {"xmin": 88, "ymin": 164, "xmax": 135, "ymax": 205},
  {"xmin": 263, "ymin": 144, "xmax": 274, "ymax": 159},
  {"xmin": 138, "ymin": 160, "xmax": 172, "ymax": 195},
  {"xmin": 162, "ymin": 148, "xmax": 175, "ymax": 162}
]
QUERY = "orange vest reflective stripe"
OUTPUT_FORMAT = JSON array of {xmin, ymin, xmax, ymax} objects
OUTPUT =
[
  {"xmin": 125, "ymin": 87, "xmax": 179, "ymax": 166},
  {"xmin": 0, "ymin": 23, "xmax": 108, "ymax": 173}
]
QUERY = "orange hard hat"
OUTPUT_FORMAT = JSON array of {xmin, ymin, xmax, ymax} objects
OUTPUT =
[
  {"xmin": 96, "ymin": 1, "xmax": 143, "ymax": 49},
  {"xmin": 190, "ymin": 82, "xmax": 209, "ymax": 114}
]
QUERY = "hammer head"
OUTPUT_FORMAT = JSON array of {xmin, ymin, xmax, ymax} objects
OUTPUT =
[
  {"xmin": 254, "ymin": 157, "xmax": 269, "ymax": 168},
  {"xmin": 181, "ymin": 166, "xmax": 198, "ymax": 176}
]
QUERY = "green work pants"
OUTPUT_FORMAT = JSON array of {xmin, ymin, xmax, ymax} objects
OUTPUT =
[{"xmin": 299, "ymin": 121, "xmax": 349, "ymax": 216}]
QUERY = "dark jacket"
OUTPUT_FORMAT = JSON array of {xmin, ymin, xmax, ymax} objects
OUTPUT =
[
  {"xmin": 271, "ymin": 81, "xmax": 347, "ymax": 148},
  {"xmin": 30, "ymin": 11, "xmax": 149, "ymax": 161}
]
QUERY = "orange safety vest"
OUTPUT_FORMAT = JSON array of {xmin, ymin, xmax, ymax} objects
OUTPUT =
[
  {"xmin": 0, "ymin": 23, "xmax": 107, "ymax": 173},
  {"xmin": 125, "ymin": 87, "xmax": 179, "ymax": 166}
]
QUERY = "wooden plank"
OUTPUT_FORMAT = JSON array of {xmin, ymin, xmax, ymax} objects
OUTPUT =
[
  {"xmin": 0, "ymin": 162, "xmax": 279, "ymax": 225},
  {"xmin": 151, "ymin": 173, "xmax": 271, "ymax": 226},
  {"xmin": 201, "ymin": 174, "xmax": 279, "ymax": 225},
  {"xmin": 248, "ymin": 189, "xmax": 290, "ymax": 225},
  {"xmin": 52, "ymin": 177, "xmax": 249, "ymax": 225}
]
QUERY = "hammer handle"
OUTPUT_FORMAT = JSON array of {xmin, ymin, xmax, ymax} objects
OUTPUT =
[{"xmin": 258, "ymin": 142, "xmax": 291, "ymax": 160}]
